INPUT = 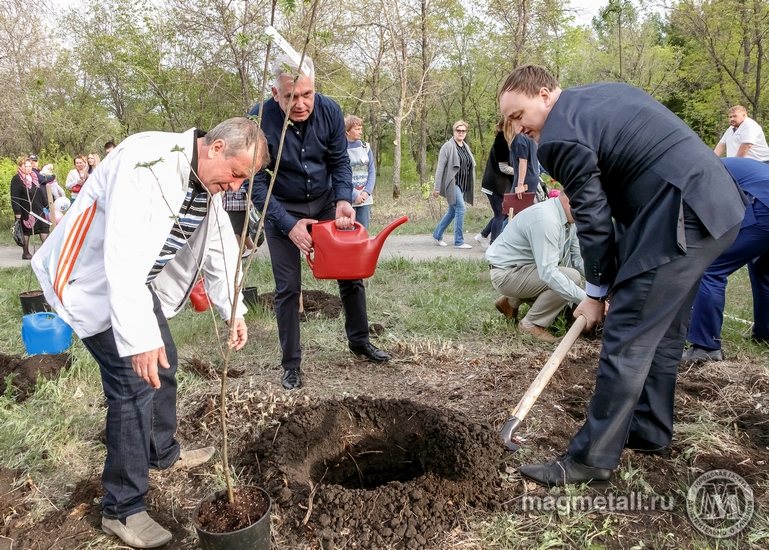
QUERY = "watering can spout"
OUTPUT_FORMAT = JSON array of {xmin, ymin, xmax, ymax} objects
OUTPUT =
[{"xmin": 369, "ymin": 215, "xmax": 409, "ymax": 256}]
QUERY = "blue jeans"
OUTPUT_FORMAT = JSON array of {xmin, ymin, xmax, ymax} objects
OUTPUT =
[
  {"xmin": 433, "ymin": 185, "xmax": 466, "ymax": 245},
  {"xmin": 687, "ymin": 199, "xmax": 769, "ymax": 350},
  {"xmin": 354, "ymin": 204, "xmax": 371, "ymax": 231},
  {"xmin": 81, "ymin": 288, "xmax": 180, "ymax": 520},
  {"xmin": 480, "ymin": 193, "xmax": 504, "ymax": 243}
]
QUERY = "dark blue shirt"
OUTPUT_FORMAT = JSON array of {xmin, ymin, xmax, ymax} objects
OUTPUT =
[
  {"xmin": 248, "ymin": 93, "xmax": 352, "ymax": 234},
  {"xmin": 722, "ymin": 157, "xmax": 769, "ymax": 228},
  {"xmin": 32, "ymin": 168, "xmax": 56, "ymax": 185},
  {"xmin": 511, "ymin": 133, "xmax": 541, "ymax": 191}
]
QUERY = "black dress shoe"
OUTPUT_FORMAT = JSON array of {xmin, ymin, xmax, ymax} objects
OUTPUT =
[
  {"xmin": 625, "ymin": 432, "xmax": 671, "ymax": 459},
  {"xmin": 519, "ymin": 454, "xmax": 612, "ymax": 487},
  {"xmin": 749, "ymin": 333, "xmax": 769, "ymax": 345},
  {"xmin": 349, "ymin": 342, "xmax": 391, "ymax": 362},
  {"xmin": 280, "ymin": 368, "xmax": 302, "ymax": 390}
]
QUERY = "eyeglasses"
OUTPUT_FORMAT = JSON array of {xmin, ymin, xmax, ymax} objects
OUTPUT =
[{"xmin": 455, "ymin": 129, "xmax": 467, "ymax": 133}]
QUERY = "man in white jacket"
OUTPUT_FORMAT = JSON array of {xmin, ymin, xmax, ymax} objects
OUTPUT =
[{"xmin": 32, "ymin": 118, "xmax": 267, "ymax": 548}]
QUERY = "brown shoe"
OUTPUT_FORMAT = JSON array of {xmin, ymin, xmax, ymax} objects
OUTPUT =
[
  {"xmin": 495, "ymin": 296, "xmax": 518, "ymax": 321},
  {"xmin": 102, "ymin": 512, "xmax": 172, "ymax": 548},
  {"xmin": 171, "ymin": 446, "xmax": 215, "ymax": 470},
  {"xmin": 518, "ymin": 322, "xmax": 558, "ymax": 343}
]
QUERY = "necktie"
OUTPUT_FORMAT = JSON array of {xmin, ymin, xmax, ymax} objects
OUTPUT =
[{"xmin": 561, "ymin": 224, "xmax": 573, "ymax": 268}]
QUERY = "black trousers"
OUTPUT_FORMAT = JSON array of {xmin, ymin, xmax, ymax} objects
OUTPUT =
[
  {"xmin": 265, "ymin": 189, "xmax": 370, "ymax": 370},
  {"xmin": 567, "ymin": 211, "xmax": 740, "ymax": 470}
]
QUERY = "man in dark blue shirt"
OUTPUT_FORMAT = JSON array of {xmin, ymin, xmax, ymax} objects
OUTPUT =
[
  {"xmin": 250, "ymin": 54, "xmax": 390, "ymax": 390},
  {"xmin": 683, "ymin": 157, "xmax": 769, "ymax": 361}
]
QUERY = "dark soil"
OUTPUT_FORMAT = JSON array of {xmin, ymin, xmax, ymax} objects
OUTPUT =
[
  {"xmin": 0, "ymin": 474, "xmax": 106, "ymax": 550},
  {"xmin": 4, "ymin": 339, "xmax": 768, "ymax": 549},
  {"xmin": 0, "ymin": 353, "xmax": 70, "ymax": 401},
  {"xmin": 183, "ymin": 357, "xmax": 245, "ymax": 380},
  {"xmin": 195, "ymin": 485, "xmax": 270, "ymax": 533},
  {"xmin": 258, "ymin": 289, "xmax": 343, "ymax": 320},
  {"xmin": 242, "ymin": 397, "xmax": 505, "ymax": 549}
]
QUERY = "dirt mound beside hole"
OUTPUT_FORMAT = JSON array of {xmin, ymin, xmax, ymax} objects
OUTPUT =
[
  {"xmin": 243, "ymin": 397, "xmax": 505, "ymax": 549},
  {"xmin": 0, "ymin": 353, "xmax": 71, "ymax": 401},
  {"xmin": 258, "ymin": 289, "xmax": 343, "ymax": 320}
]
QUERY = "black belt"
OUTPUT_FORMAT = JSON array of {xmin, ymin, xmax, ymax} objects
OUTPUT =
[{"xmin": 489, "ymin": 264, "xmax": 515, "ymax": 270}]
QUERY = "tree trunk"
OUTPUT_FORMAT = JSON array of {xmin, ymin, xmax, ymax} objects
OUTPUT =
[
  {"xmin": 393, "ymin": 106, "xmax": 403, "ymax": 198},
  {"xmin": 418, "ymin": 0, "xmax": 428, "ymax": 185}
]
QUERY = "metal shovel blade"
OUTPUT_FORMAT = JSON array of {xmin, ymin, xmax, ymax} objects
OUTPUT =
[{"xmin": 499, "ymin": 316, "xmax": 587, "ymax": 452}]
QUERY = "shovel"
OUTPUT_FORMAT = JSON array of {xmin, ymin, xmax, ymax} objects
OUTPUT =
[{"xmin": 501, "ymin": 315, "xmax": 587, "ymax": 451}]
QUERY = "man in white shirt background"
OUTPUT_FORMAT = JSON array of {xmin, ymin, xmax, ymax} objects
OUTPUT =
[{"xmin": 714, "ymin": 105, "xmax": 769, "ymax": 162}]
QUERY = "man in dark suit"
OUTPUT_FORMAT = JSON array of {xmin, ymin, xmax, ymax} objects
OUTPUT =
[
  {"xmin": 249, "ymin": 53, "xmax": 390, "ymax": 391},
  {"xmin": 498, "ymin": 65, "xmax": 746, "ymax": 486},
  {"xmin": 683, "ymin": 157, "xmax": 769, "ymax": 361}
]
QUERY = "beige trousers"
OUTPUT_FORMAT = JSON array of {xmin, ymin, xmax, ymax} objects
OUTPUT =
[{"xmin": 490, "ymin": 263, "xmax": 583, "ymax": 327}]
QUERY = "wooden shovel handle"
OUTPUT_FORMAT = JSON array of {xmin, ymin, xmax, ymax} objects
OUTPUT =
[{"xmin": 511, "ymin": 315, "xmax": 587, "ymax": 421}]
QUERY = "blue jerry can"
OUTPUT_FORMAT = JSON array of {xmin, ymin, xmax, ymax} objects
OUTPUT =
[{"xmin": 22, "ymin": 312, "xmax": 73, "ymax": 355}]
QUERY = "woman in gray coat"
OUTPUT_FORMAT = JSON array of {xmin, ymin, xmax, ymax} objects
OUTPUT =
[{"xmin": 432, "ymin": 120, "xmax": 476, "ymax": 248}]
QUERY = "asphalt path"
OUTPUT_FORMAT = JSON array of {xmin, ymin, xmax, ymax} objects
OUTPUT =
[{"xmin": 0, "ymin": 233, "xmax": 491, "ymax": 269}]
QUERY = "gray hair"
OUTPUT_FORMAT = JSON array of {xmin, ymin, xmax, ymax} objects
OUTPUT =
[
  {"xmin": 273, "ymin": 53, "xmax": 315, "ymax": 87},
  {"xmin": 205, "ymin": 118, "xmax": 269, "ymax": 167}
]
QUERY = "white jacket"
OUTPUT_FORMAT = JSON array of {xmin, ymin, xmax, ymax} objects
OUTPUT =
[{"xmin": 32, "ymin": 128, "xmax": 246, "ymax": 357}]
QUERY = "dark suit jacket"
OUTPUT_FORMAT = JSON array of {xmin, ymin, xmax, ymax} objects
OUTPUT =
[
  {"xmin": 481, "ymin": 132, "xmax": 514, "ymax": 196},
  {"xmin": 537, "ymin": 83, "xmax": 746, "ymax": 291}
]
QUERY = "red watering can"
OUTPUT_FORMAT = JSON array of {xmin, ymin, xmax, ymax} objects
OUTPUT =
[
  {"xmin": 189, "ymin": 278, "xmax": 212, "ymax": 312},
  {"xmin": 306, "ymin": 216, "xmax": 408, "ymax": 280}
]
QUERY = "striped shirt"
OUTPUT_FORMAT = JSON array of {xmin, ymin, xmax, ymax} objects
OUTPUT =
[
  {"xmin": 146, "ymin": 130, "xmax": 208, "ymax": 283},
  {"xmin": 455, "ymin": 142, "xmax": 472, "ymax": 193},
  {"xmin": 146, "ymin": 183, "xmax": 208, "ymax": 282}
]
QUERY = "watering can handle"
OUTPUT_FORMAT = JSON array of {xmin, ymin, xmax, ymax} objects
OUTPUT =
[{"xmin": 334, "ymin": 221, "xmax": 364, "ymax": 233}]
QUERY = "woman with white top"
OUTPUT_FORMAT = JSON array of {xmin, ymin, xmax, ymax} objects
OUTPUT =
[{"xmin": 65, "ymin": 155, "xmax": 88, "ymax": 202}]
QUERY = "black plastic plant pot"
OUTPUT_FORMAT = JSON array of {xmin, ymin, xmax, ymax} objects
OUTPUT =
[
  {"xmin": 242, "ymin": 286, "xmax": 259, "ymax": 310},
  {"xmin": 19, "ymin": 290, "xmax": 50, "ymax": 315},
  {"xmin": 193, "ymin": 486, "xmax": 271, "ymax": 550}
]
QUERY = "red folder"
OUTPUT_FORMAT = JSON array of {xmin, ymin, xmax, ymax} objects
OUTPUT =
[{"xmin": 502, "ymin": 192, "xmax": 536, "ymax": 216}]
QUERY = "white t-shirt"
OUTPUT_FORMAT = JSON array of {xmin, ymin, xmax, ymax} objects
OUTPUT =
[{"xmin": 719, "ymin": 117, "xmax": 769, "ymax": 161}]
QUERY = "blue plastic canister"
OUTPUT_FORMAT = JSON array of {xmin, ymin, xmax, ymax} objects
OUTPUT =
[{"xmin": 21, "ymin": 312, "xmax": 73, "ymax": 355}]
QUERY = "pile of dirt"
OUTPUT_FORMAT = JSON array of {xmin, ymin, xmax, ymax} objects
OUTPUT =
[
  {"xmin": 0, "ymin": 353, "xmax": 71, "ymax": 401},
  {"xmin": 258, "ymin": 289, "xmax": 343, "ymax": 321},
  {"xmin": 242, "ymin": 397, "xmax": 506, "ymax": 549}
]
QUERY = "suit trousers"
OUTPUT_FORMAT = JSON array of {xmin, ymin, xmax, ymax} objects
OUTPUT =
[
  {"xmin": 567, "ymin": 214, "xmax": 740, "ymax": 470},
  {"xmin": 265, "ymin": 190, "xmax": 370, "ymax": 371},
  {"xmin": 490, "ymin": 263, "xmax": 583, "ymax": 328},
  {"xmin": 687, "ymin": 199, "xmax": 769, "ymax": 349}
]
